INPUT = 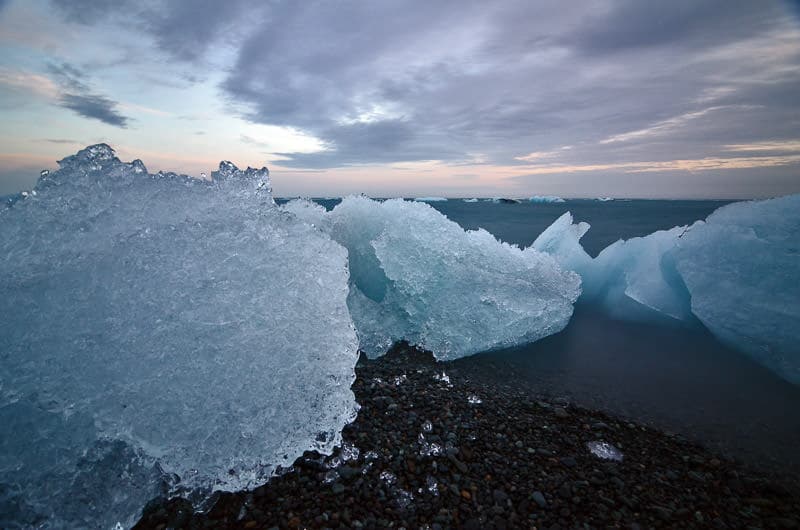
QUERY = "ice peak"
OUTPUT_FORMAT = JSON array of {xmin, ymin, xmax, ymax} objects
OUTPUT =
[
  {"xmin": 53, "ymin": 143, "xmax": 123, "ymax": 178},
  {"xmin": 212, "ymin": 161, "xmax": 270, "ymax": 183}
]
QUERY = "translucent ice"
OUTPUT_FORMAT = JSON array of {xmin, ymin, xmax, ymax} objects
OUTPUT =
[
  {"xmin": 533, "ymin": 213, "xmax": 692, "ymax": 322},
  {"xmin": 535, "ymin": 195, "xmax": 800, "ymax": 383},
  {"xmin": 284, "ymin": 197, "xmax": 581, "ymax": 360},
  {"xmin": 673, "ymin": 194, "xmax": 800, "ymax": 384},
  {"xmin": 0, "ymin": 145, "xmax": 359, "ymax": 528}
]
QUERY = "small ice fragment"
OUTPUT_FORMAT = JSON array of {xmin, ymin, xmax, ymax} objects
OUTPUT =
[
  {"xmin": 339, "ymin": 442, "xmax": 360, "ymax": 462},
  {"xmin": 433, "ymin": 371, "xmax": 451, "ymax": 385},
  {"xmin": 40, "ymin": 170, "xmax": 49, "ymax": 178},
  {"xmin": 395, "ymin": 488, "xmax": 414, "ymax": 508},
  {"xmin": 422, "ymin": 420, "xmax": 433, "ymax": 433},
  {"xmin": 380, "ymin": 470, "xmax": 397, "ymax": 485},
  {"xmin": 418, "ymin": 433, "xmax": 443, "ymax": 457},
  {"xmin": 392, "ymin": 374, "xmax": 407, "ymax": 386},
  {"xmin": 322, "ymin": 470, "xmax": 339, "ymax": 484},
  {"xmin": 467, "ymin": 394, "xmax": 482, "ymax": 404},
  {"xmin": 325, "ymin": 455, "xmax": 343, "ymax": 469},
  {"xmin": 586, "ymin": 441, "xmax": 624, "ymax": 461},
  {"xmin": 426, "ymin": 476, "xmax": 439, "ymax": 496},
  {"xmin": 364, "ymin": 450, "xmax": 379, "ymax": 461}
]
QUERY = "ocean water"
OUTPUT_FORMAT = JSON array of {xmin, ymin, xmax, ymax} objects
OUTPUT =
[{"xmin": 282, "ymin": 198, "xmax": 800, "ymax": 480}]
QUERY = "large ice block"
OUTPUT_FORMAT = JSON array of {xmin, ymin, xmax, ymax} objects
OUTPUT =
[
  {"xmin": 285, "ymin": 197, "xmax": 581, "ymax": 360},
  {"xmin": 0, "ymin": 145, "xmax": 359, "ymax": 528}
]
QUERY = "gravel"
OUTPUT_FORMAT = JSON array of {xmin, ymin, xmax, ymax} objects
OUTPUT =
[{"xmin": 135, "ymin": 344, "xmax": 800, "ymax": 529}]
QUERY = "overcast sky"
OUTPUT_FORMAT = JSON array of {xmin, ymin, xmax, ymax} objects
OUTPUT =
[{"xmin": 1, "ymin": 0, "xmax": 799, "ymax": 198}]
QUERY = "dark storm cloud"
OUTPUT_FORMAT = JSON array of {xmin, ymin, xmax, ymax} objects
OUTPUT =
[
  {"xmin": 46, "ymin": 60, "xmax": 130, "ymax": 127},
  {"xmin": 213, "ymin": 0, "xmax": 800, "ymax": 168},
  {"xmin": 566, "ymin": 0, "xmax": 786, "ymax": 55},
  {"xmin": 48, "ymin": 0, "xmax": 800, "ymax": 171},
  {"xmin": 60, "ymin": 93, "xmax": 128, "ymax": 127},
  {"xmin": 51, "ymin": 0, "xmax": 255, "ymax": 62}
]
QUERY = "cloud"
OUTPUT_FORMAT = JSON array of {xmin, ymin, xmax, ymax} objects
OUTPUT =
[
  {"xmin": 50, "ymin": 0, "xmax": 255, "ymax": 62},
  {"xmin": 44, "ymin": 61, "xmax": 130, "ymax": 127},
  {"xmin": 566, "ymin": 0, "xmax": 786, "ymax": 55},
  {"xmin": 60, "ymin": 93, "xmax": 128, "ymax": 127},
  {"xmin": 40, "ymin": 0, "xmax": 800, "ymax": 198}
]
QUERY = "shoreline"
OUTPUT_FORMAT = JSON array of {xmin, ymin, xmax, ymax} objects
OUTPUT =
[{"xmin": 136, "ymin": 345, "xmax": 799, "ymax": 529}]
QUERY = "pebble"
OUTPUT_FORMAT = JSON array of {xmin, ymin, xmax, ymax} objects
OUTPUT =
[{"xmin": 133, "ymin": 344, "xmax": 800, "ymax": 530}]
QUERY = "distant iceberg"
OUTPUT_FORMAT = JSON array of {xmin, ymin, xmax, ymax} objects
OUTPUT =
[
  {"xmin": 529, "ymin": 195, "xmax": 565, "ymax": 203},
  {"xmin": 491, "ymin": 197, "xmax": 522, "ymax": 204},
  {"xmin": 534, "ymin": 195, "xmax": 800, "ymax": 384},
  {"xmin": 414, "ymin": 196, "xmax": 447, "ymax": 202},
  {"xmin": 595, "ymin": 197, "xmax": 614, "ymax": 202},
  {"xmin": 463, "ymin": 198, "xmax": 479, "ymax": 202}
]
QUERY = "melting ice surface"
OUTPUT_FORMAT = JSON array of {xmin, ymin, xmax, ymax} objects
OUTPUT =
[
  {"xmin": 533, "ymin": 195, "xmax": 800, "ymax": 384},
  {"xmin": 283, "ymin": 197, "xmax": 581, "ymax": 360},
  {"xmin": 0, "ymin": 145, "xmax": 359, "ymax": 528}
]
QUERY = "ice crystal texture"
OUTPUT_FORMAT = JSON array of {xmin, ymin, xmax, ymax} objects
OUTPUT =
[
  {"xmin": 586, "ymin": 441, "xmax": 624, "ymax": 461},
  {"xmin": 284, "ymin": 196, "xmax": 581, "ymax": 360},
  {"xmin": 0, "ymin": 145, "xmax": 359, "ymax": 528},
  {"xmin": 674, "ymin": 194, "xmax": 800, "ymax": 384}
]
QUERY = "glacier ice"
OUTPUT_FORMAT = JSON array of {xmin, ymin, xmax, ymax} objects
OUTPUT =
[
  {"xmin": 284, "ymin": 197, "xmax": 581, "ymax": 360},
  {"xmin": 673, "ymin": 194, "xmax": 800, "ymax": 384},
  {"xmin": 534, "ymin": 195, "xmax": 800, "ymax": 383},
  {"xmin": 0, "ymin": 145, "xmax": 359, "ymax": 528},
  {"xmin": 533, "ymin": 213, "xmax": 693, "ymax": 322}
]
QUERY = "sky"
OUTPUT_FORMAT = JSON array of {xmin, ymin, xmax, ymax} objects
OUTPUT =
[{"xmin": 0, "ymin": 0, "xmax": 799, "ymax": 198}]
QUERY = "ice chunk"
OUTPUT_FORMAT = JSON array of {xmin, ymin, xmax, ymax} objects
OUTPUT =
[
  {"xmin": 463, "ymin": 198, "xmax": 479, "ymax": 203},
  {"xmin": 0, "ymin": 145, "xmax": 359, "ymax": 528},
  {"xmin": 584, "ymin": 226, "xmax": 693, "ymax": 322},
  {"xmin": 533, "ymin": 195, "xmax": 800, "ymax": 383},
  {"xmin": 531, "ymin": 212, "xmax": 593, "ymax": 276},
  {"xmin": 529, "ymin": 195, "xmax": 565, "ymax": 203},
  {"xmin": 586, "ymin": 441, "xmax": 623, "ymax": 461},
  {"xmin": 285, "ymin": 197, "xmax": 580, "ymax": 360},
  {"xmin": 534, "ymin": 213, "xmax": 692, "ymax": 322},
  {"xmin": 674, "ymin": 194, "xmax": 800, "ymax": 384}
]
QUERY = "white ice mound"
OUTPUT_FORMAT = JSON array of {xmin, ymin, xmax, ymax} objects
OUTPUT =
[
  {"xmin": 529, "ymin": 195, "xmax": 565, "ymax": 203},
  {"xmin": 284, "ymin": 197, "xmax": 581, "ymax": 360},
  {"xmin": 0, "ymin": 145, "xmax": 359, "ymax": 529},
  {"xmin": 674, "ymin": 194, "xmax": 800, "ymax": 384}
]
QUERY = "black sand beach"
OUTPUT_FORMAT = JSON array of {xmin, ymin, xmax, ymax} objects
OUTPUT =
[{"xmin": 135, "ymin": 345, "xmax": 800, "ymax": 529}]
